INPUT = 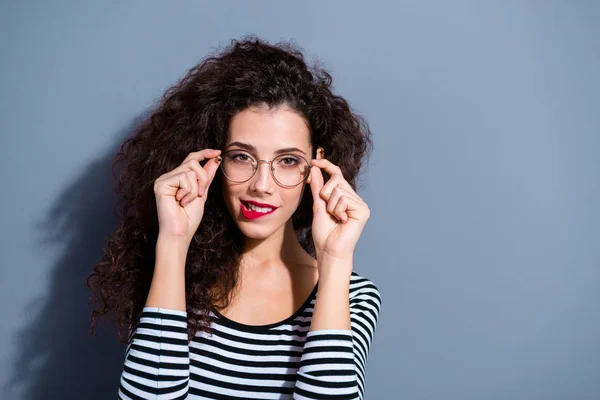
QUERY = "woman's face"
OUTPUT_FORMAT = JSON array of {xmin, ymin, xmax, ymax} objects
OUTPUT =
[{"xmin": 221, "ymin": 104, "xmax": 315, "ymax": 240}]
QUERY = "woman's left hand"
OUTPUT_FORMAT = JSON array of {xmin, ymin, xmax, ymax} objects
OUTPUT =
[{"xmin": 309, "ymin": 158, "xmax": 371, "ymax": 264}]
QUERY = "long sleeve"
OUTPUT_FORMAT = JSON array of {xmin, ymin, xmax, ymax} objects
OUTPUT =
[
  {"xmin": 293, "ymin": 278, "xmax": 382, "ymax": 399},
  {"xmin": 118, "ymin": 307, "xmax": 190, "ymax": 400}
]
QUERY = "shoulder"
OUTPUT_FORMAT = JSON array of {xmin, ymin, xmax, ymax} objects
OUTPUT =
[{"xmin": 349, "ymin": 271, "xmax": 382, "ymax": 310}]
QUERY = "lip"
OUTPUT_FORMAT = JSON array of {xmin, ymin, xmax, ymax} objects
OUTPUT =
[
  {"xmin": 240, "ymin": 200, "xmax": 277, "ymax": 220},
  {"xmin": 241, "ymin": 199, "xmax": 278, "ymax": 208}
]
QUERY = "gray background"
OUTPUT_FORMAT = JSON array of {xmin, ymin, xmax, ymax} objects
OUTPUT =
[{"xmin": 1, "ymin": 1, "xmax": 599, "ymax": 399}]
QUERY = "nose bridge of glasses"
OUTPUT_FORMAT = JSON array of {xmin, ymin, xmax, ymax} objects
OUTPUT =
[
  {"xmin": 244, "ymin": 159, "xmax": 276, "ymax": 187},
  {"xmin": 254, "ymin": 158, "xmax": 275, "ymax": 172}
]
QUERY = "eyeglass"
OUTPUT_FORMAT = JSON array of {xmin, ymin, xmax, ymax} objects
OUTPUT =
[{"xmin": 217, "ymin": 150, "xmax": 313, "ymax": 188}]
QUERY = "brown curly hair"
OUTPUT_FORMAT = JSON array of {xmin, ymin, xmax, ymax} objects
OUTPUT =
[{"xmin": 87, "ymin": 34, "xmax": 374, "ymax": 344}]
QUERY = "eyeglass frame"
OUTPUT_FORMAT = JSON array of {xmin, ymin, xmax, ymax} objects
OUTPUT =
[{"xmin": 216, "ymin": 149, "xmax": 314, "ymax": 188}]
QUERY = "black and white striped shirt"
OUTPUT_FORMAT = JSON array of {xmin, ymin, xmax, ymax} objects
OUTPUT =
[{"xmin": 118, "ymin": 271, "xmax": 381, "ymax": 399}]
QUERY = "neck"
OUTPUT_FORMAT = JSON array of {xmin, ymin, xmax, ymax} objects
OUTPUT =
[{"xmin": 240, "ymin": 219, "xmax": 311, "ymax": 270}]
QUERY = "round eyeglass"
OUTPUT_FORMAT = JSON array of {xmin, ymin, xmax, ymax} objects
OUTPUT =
[{"xmin": 217, "ymin": 150, "xmax": 314, "ymax": 188}]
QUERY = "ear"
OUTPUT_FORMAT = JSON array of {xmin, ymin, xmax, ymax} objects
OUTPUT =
[{"xmin": 306, "ymin": 147, "xmax": 324, "ymax": 185}]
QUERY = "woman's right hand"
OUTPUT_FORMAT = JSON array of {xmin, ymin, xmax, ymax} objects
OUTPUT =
[{"xmin": 153, "ymin": 149, "xmax": 222, "ymax": 244}]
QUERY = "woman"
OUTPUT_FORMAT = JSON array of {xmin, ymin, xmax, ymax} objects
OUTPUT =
[{"xmin": 88, "ymin": 35, "xmax": 381, "ymax": 399}]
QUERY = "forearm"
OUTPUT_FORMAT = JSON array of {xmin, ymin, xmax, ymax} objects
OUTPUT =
[
  {"xmin": 144, "ymin": 235, "xmax": 189, "ymax": 311},
  {"xmin": 293, "ymin": 256, "xmax": 359, "ymax": 398},
  {"xmin": 119, "ymin": 306, "xmax": 190, "ymax": 399},
  {"xmin": 120, "ymin": 236, "xmax": 191, "ymax": 398},
  {"xmin": 310, "ymin": 255, "xmax": 352, "ymax": 331}
]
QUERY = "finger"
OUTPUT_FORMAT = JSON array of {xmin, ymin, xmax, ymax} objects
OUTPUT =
[
  {"xmin": 182, "ymin": 153, "xmax": 223, "ymax": 205},
  {"xmin": 182, "ymin": 148, "xmax": 221, "ymax": 165},
  {"xmin": 326, "ymin": 186, "xmax": 362, "ymax": 221},
  {"xmin": 186, "ymin": 152, "xmax": 222, "ymax": 196},
  {"xmin": 332, "ymin": 196, "xmax": 350, "ymax": 223},
  {"xmin": 155, "ymin": 169, "xmax": 195, "ymax": 201},
  {"xmin": 175, "ymin": 186, "xmax": 189, "ymax": 201},
  {"xmin": 181, "ymin": 158, "xmax": 210, "ymax": 197},
  {"xmin": 181, "ymin": 170, "xmax": 199, "ymax": 206},
  {"xmin": 326, "ymin": 186, "xmax": 345, "ymax": 220},
  {"xmin": 174, "ymin": 174, "xmax": 191, "ymax": 202},
  {"xmin": 201, "ymin": 154, "xmax": 222, "ymax": 192},
  {"xmin": 328, "ymin": 184, "xmax": 364, "ymax": 206},
  {"xmin": 178, "ymin": 173, "xmax": 195, "ymax": 206},
  {"xmin": 164, "ymin": 149, "xmax": 222, "ymax": 179},
  {"xmin": 333, "ymin": 194, "xmax": 364, "ymax": 223},
  {"xmin": 309, "ymin": 163, "xmax": 326, "ymax": 210},
  {"xmin": 310, "ymin": 159, "xmax": 353, "ymax": 201},
  {"xmin": 310, "ymin": 158, "xmax": 343, "ymax": 178},
  {"xmin": 319, "ymin": 175, "xmax": 359, "ymax": 204}
]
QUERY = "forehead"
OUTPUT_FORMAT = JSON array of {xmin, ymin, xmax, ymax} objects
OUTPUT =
[{"xmin": 227, "ymin": 106, "xmax": 311, "ymax": 152}]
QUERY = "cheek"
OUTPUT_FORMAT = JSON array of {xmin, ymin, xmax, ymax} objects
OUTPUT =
[{"xmin": 285, "ymin": 187, "xmax": 306, "ymax": 209}]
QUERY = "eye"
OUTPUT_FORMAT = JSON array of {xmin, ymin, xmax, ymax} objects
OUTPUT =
[
  {"xmin": 230, "ymin": 152, "xmax": 254, "ymax": 162},
  {"xmin": 283, "ymin": 157, "xmax": 298, "ymax": 164},
  {"xmin": 278, "ymin": 156, "xmax": 300, "ymax": 166}
]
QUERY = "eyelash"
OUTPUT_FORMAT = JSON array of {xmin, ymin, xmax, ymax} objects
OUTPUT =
[{"xmin": 230, "ymin": 152, "xmax": 300, "ymax": 165}]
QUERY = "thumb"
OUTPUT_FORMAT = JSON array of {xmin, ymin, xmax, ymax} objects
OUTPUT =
[{"xmin": 203, "ymin": 155, "xmax": 222, "ymax": 184}]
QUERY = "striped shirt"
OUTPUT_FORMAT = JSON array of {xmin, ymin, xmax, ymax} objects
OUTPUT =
[{"xmin": 118, "ymin": 271, "xmax": 381, "ymax": 399}]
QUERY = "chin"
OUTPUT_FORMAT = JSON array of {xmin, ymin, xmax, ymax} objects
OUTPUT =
[
  {"xmin": 238, "ymin": 227, "xmax": 274, "ymax": 240},
  {"xmin": 236, "ymin": 208, "xmax": 290, "ymax": 239},
  {"xmin": 236, "ymin": 220, "xmax": 281, "ymax": 240}
]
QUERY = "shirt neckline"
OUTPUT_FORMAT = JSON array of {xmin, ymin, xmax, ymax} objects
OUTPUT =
[{"xmin": 210, "ymin": 280, "xmax": 319, "ymax": 332}]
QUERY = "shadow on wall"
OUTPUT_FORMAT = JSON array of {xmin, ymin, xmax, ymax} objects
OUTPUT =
[{"xmin": 4, "ymin": 118, "xmax": 144, "ymax": 400}]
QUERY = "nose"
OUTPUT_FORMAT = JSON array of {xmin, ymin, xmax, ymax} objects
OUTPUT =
[{"xmin": 249, "ymin": 160, "xmax": 275, "ymax": 192}]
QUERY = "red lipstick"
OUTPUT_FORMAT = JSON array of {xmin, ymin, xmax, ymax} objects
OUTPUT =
[
  {"xmin": 240, "ymin": 200, "xmax": 277, "ymax": 220},
  {"xmin": 243, "ymin": 200, "xmax": 277, "ymax": 208}
]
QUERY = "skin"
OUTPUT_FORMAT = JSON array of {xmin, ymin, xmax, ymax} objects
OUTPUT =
[
  {"xmin": 216, "ymin": 103, "xmax": 371, "ymax": 330},
  {"xmin": 217, "ymin": 104, "xmax": 323, "ymax": 324}
]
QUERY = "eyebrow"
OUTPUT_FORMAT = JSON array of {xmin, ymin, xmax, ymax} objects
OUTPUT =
[{"xmin": 225, "ymin": 141, "xmax": 307, "ymax": 155}]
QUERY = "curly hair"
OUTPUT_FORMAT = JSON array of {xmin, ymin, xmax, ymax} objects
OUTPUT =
[{"xmin": 87, "ymin": 34, "xmax": 373, "ymax": 344}]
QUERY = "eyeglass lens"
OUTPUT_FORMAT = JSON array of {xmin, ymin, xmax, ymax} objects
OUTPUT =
[{"xmin": 221, "ymin": 151, "xmax": 309, "ymax": 186}]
